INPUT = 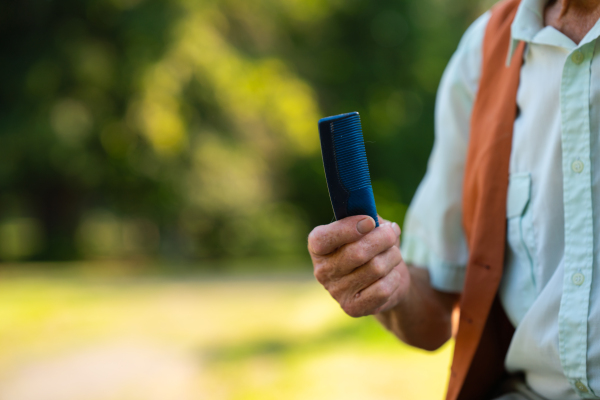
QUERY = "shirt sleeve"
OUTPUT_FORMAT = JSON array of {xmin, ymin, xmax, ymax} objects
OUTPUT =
[{"xmin": 400, "ymin": 11, "xmax": 490, "ymax": 293}]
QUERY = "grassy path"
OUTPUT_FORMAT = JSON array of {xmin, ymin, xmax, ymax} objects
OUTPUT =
[{"xmin": 0, "ymin": 270, "xmax": 452, "ymax": 400}]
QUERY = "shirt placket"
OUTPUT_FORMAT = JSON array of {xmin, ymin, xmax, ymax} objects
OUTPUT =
[{"xmin": 558, "ymin": 42, "xmax": 597, "ymax": 398}]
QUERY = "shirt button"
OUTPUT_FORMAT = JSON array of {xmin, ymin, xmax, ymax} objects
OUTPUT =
[
  {"xmin": 572, "ymin": 50, "xmax": 584, "ymax": 64},
  {"xmin": 572, "ymin": 273, "xmax": 585, "ymax": 286},
  {"xmin": 572, "ymin": 160, "xmax": 584, "ymax": 173},
  {"xmin": 575, "ymin": 380, "xmax": 589, "ymax": 393}
]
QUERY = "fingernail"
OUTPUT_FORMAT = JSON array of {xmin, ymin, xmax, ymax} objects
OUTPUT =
[
  {"xmin": 357, "ymin": 217, "xmax": 375, "ymax": 234},
  {"xmin": 392, "ymin": 222, "xmax": 401, "ymax": 236}
]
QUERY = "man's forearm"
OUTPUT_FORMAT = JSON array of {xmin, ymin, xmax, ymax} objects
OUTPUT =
[{"xmin": 375, "ymin": 265, "xmax": 458, "ymax": 351}]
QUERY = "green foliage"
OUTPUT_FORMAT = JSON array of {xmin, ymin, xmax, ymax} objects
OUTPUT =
[{"xmin": 0, "ymin": 0, "xmax": 485, "ymax": 262}]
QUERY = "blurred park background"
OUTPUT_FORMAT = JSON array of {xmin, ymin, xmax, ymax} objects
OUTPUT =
[{"xmin": 0, "ymin": 0, "xmax": 490, "ymax": 398}]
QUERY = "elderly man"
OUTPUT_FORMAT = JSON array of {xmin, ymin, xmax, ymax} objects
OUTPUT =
[{"xmin": 307, "ymin": 0, "xmax": 600, "ymax": 399}]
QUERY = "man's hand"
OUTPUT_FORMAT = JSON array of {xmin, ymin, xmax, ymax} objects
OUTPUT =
[{"xmin": 308, "ymin": 215, "xmax": 410, "ymax": 318}]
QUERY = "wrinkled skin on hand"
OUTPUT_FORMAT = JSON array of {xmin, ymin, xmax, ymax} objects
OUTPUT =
[{"xmin": 308, "ymin": 215, "xmax": 410, "ymax": 318}]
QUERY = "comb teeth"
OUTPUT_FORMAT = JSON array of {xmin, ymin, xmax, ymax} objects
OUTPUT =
[
  {"xmin": 318, "ymin": 111, "xmax": 378, "ymax": 226},
  {"xmin": 331, "ymin": 114, "xmax": 371, "ymax": 192}
]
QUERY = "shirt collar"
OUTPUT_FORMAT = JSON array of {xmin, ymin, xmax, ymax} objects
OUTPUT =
[
  {"xmin": 507, "ymin": 0, "xmax": 600, "ymax": 64},
  {"xmin": 507, "ymin": 0, "xmax": 545, "ymax": 64}
]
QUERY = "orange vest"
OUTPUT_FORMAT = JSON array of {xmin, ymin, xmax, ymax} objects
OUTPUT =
[{"xmin": 447, "ymin": 0, "xmax": 525, "ymax": 399}]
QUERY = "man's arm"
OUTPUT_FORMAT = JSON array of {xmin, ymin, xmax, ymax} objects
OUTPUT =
[
  {"xmin": 375, "ymin": 265, "xmax": 458, "ymax": 351},
  {"xmin": 308, "ymin": 215, "xmax": 457, "ymax": 351}
]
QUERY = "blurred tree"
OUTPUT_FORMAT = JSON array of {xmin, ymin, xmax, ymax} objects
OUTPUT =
[{"xmin": 0, "ymin": 0, "xmax": 485, "ymax": 263}]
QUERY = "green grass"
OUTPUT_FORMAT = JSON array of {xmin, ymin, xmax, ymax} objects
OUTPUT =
[{"xmin": 0, "ymin": 267, "xmax": 452, "ymax": 400}]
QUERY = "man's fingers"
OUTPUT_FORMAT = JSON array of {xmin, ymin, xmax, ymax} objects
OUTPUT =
[
  {"xmin": 332, "ymin": 245, "xmax": 402, "ymax": 298},
  {"xmin": 372, "ymin": 263, "xmax": 411, "ymax": 314},
  {"xmin": 331, "ymin": 222, "xmax": 400, "ymax": 275},
  {"xmin": 308, "ymin": 215, "xmax": 376, "ymax": 256},
  {"xmin": 379, "ymin": 215, "xmax": 401, "ymax": 241},
  {"xmin": 343, "ymin": 264, "xmax": 406, "ymax": 317},
  {"xmin": 308, "ymin": 215, "xmax": 406, "ymax": 319}
]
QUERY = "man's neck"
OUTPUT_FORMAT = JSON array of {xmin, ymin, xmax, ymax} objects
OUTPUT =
[{"xmin": 545, "ymin": 0, "xmax": 600, "ymax": 43}]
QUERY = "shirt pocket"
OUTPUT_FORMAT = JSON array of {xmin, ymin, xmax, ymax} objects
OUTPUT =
[{"xmin": 500, "ymin": 172, "xmax": 538, "ymax": 326}]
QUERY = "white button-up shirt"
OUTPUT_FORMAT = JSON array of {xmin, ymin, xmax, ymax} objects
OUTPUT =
[{"xmin": 400, "ymin": 0, "xmax": 600, "ymax": 398}]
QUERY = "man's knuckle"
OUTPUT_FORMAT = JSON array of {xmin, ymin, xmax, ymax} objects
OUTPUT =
[
  {"xmin": 349, "ymin": 254, "xmax": 363, "ymax": 268},
  {"xmin": 340, "ymin": 300, "xmax": 351, "ymax": 315},
  {"xmin": 307, "ymin": 228, "xmax": 325, "ymax": 254},
  {"xmin": 384, "ymin": 227, "xmax": 396, "ymax": 247},
  {"xmin": 328, "ymin": 285, "xmax": 342, "ymax": 300},
  {"xmin": 378, "ymin": 283, "xmax": 393, "ymax": 299},
  {"xmin": 370, "ymin": 258, "xmax": 386, "ymax": 278},
  {"xmin": 352, "ymin": 247, "xmax": 369, "ymax": 266},
  {"xmin": 313, "ymin": 265, "xmax": 328, "ymax": 283},
  {"xmin": 342, "ymin": 303, "xmax": 362, "ymax": 318},
  {"xmin": 390, "ymin": 246, "xmax": 402, "ymax": 265}
]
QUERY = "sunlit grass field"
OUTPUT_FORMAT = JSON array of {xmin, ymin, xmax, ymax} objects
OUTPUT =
[{"xmin": 0, "ymin": 265, "xmax": 452, "ymax": 400}]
